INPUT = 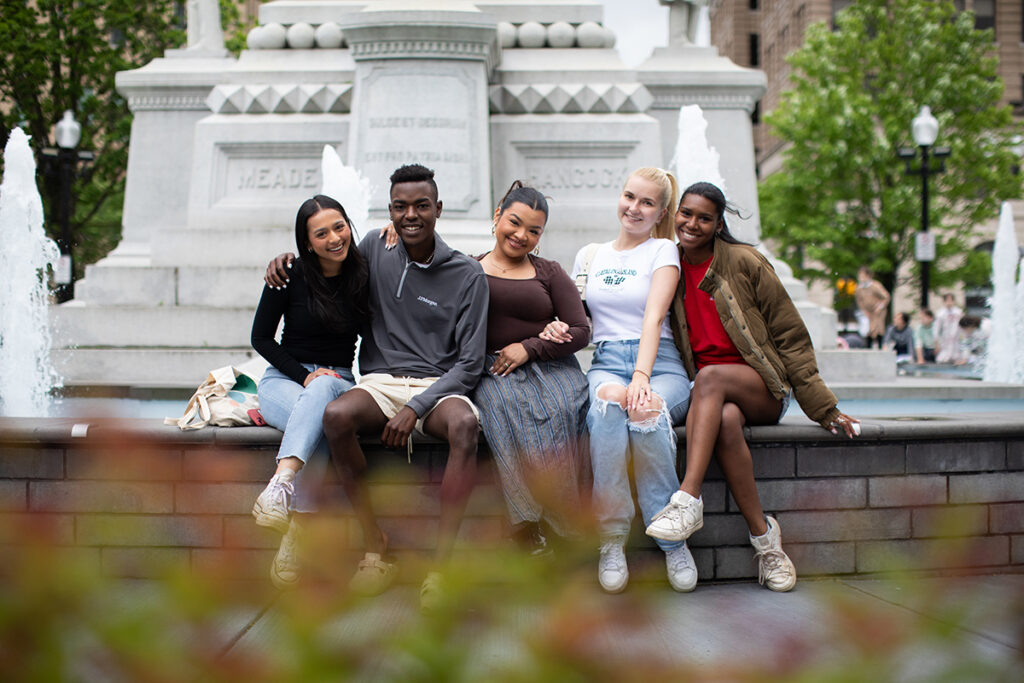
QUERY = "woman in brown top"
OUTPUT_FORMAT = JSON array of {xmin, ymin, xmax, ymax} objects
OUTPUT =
[
  {"xmin": 474, "ymin": 181, "xmax": 591, "ymax": 554},
  {"xmin": 383, "ymin": 181, "xmax": 590, "ymax": 554}
]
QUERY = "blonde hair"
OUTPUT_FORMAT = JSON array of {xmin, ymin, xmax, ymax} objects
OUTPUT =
[{"xmin": 625, "ymin": 167, "xmax": 678, "ymax": 240}]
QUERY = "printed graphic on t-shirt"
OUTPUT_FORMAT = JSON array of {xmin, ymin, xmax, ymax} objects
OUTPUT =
[{"xmin": 594, "ymin": 267, "xmax": 637, "ymax": 289}]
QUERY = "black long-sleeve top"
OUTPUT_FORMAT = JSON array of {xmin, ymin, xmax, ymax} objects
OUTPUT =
[{"xmin": 250, "ymin": 261, "xmax": 359, "ymax": 385}]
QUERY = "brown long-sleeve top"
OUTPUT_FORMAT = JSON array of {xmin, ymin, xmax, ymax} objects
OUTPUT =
[{"xmin": 478, "ymin": 254, "xmax": 590, "ymax": 361}]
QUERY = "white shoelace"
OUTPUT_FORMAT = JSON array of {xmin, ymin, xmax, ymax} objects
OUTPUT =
[
  {"xmin": 667, "ymin": 549, "xmax": 695, "ymax": 574},
  {"xmin": 599, "ymin": 543, "xmax": 626, "ymax": 573},
  {"xmin": 756, "ymin": 549, "xmax": 792, "ymax": 585},
  {"xmin": 269, "ymin": 477, "xmax": 295, "ymax": 506}
]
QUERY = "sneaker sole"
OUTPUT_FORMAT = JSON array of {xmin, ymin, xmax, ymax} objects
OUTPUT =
[
  {"xmin": 270, "ymin": 565, "xmax": 298, "ymax": 590},
  {"xmin": 599, "ymin": 576, "xmax": 629, "ymax": 594},
  {"xmin": 669, "ymin": 577, "xmax": 698, "ymax": 592},
  {"xmin": 645, "ymin": 517, "xmax": 703, "ymax": 542},
  {"xmin": 252, "ymin": 501, "xmax": 290, "ymax": 534}
]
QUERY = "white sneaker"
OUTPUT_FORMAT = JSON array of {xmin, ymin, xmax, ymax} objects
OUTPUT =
[
  {"xmin": 750, "ymin": 516, "xmax": 797, "ymax": 592},
  {"xmin": 665, "ymin": 543, "xmax": 698, "ymax": 592},
  {"xmin": 252, "ymin": 472, "xmax": 295, "ymax": 534},
  {"xmin": 271, "ymin": 519, "xmax": 301, "ymax": 589},
  {"xmin": 598, "ymin": 542, "xmax": 629, "ymax": 593},
  {"xmin": 645, "ymin": 490, "xmax": 704, "ymax": 542}
]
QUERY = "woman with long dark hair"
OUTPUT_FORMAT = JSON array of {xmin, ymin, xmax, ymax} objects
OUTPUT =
[
  {"xmin": 250, "ymin": 195, "xmax": 369, "ymax": 588},
  {"xmin": 645, "ymin": 181, "xmax": 859, "ymax": 591}
]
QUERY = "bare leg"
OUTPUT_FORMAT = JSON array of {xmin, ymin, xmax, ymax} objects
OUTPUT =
[
  {"xmin": 323, "ymin": 389, "xmax": 389, "ymax": 554},
  {"xmin": 715, "ymin": 402, "xmax": 767, "ymax": 535},
  {"xmin": 273, "ymin": 456, "xmax": 302, "ymax": 476},
  {"xmin": 421, "ymin": 398, "xmax": 480, "ymax": 564},
  {"xmin": 680, "ymin": 364, "xmax": 782, "ymax": 534}
]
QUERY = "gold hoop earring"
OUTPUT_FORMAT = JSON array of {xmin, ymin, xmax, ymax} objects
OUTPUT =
[
  {"xmin": 532, "ymin": 245, "xmax": 540, "ymax": 256},
  {"xmin": 491, "ymin": 223, "xmax": 496, "ymax": 236}
]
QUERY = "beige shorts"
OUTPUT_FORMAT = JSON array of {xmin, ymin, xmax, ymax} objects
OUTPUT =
[{"xmin": 352, "ymin": 373, "xmax": 479, "ymax": 437}]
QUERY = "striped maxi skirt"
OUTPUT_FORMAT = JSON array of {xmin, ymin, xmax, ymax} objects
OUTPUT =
[{"xmin": 473, "ymin": 354, "xmax": 590, "ymax": 537}]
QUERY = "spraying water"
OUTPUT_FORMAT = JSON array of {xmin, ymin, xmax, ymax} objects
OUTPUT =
[
  {"xmin": 320, "ymin": 145, "xmax": 373, "ymax": 243},
  {"xmin": 982, "ymin": 201, "xmax": 1024, "ymax": 383},
  {"xmin": 0, "ymin": 128, "xmax": 61, "ymax": 416},
  {"xmin": 670, "ymin": 104, "xmax": 727, "ymax": 197}
]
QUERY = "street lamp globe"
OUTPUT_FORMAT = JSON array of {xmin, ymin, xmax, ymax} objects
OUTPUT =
[
  {"xmin": 911, "ymin": 105, "xmax": 938, "ymax": 147},
  {"xmin": 55, "ymin": 110, "xmax": 81, "ymax": 150}
]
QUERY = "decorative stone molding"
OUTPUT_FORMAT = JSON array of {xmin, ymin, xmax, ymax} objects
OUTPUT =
[
  {"xmin": 499, "ymin": 20, "xmax": 615, "ymax": 48},
  {"xmin": 206, "ymin": 84, "xmax": 353, "ymax": 114},
  {"xmin": 244, "ymin": 20, "xmax": 614, "ymax": 51},
  {"xmin": 645, "ymin": 87, "xmax": 761, "ymax": 113},
  {"xmin": 247, "ymin": 21, "xmax": 347, "ymax": 49},
  {"xmin": 127, "ymin": 94, "xmax": 211, "ymax": 112},
  {"xmin": 489, "ymin": 83, "xmax": 653, "ymax": 114},
  {"xmin": 348, "ymin": 40, "xmax": 492, "ymax": 62}
]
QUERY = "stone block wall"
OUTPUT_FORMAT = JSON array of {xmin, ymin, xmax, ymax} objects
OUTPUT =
[{"xmin": 0, "ymin": 415, "xmax": 1022, "ymax": 584}]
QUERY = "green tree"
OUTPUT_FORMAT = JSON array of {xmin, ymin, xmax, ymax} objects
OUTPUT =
[
  {"xmin": 0, "ymin": 1, "xmax": 255, "ymax": 288},
  {"xmin": 759, "ymin": 0, "xmax": 1021, "ymax": 305}
]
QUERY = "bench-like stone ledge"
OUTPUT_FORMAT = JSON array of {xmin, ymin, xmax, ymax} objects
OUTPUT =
[{"xmin": 1, "ymin": 412, "xmax": 1022, "ymax": 583}]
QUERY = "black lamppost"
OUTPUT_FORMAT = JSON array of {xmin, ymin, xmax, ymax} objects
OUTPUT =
[
  {"xmin": 897, "ymin": 105, "xmax": 950, "ymax": 310},
  {"xmin": 42, "ymin": 110, "xmax": 93, "ymax": 303}
]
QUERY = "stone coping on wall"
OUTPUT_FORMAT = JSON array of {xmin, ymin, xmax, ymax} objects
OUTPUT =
[{"xmin": 3, "ymin": 411, "xmax": 1023, "ymax": 446}]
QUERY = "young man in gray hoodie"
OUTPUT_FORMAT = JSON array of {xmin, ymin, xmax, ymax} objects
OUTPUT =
[{"xmin": 322, "ymin": 164, "xmax": 488, "ymax": 607}]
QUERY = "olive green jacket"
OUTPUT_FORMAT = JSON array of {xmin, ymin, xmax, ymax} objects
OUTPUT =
[{"xmin": 668, "ymin": 240, "xmax": 841, "ymax": 428}]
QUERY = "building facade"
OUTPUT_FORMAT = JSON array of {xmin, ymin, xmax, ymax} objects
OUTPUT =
[{"xmin": 711, "ymin": 0, "xmax": 1024, "ymax": 176}]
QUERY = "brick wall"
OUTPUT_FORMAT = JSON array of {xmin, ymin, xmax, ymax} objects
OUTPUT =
[{"xmin": 1, "ymin": 416, "xmax": 1022, "ymax": 583}]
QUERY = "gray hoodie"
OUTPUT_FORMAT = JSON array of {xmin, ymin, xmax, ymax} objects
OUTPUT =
[{"xmin": 358, "ymin": 231, "xmax": 488, "ymax": 417}]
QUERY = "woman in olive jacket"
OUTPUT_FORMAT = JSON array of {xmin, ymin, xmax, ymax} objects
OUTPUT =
[{"xmin": 644, "ymin": 181, "xmax": 860, "ymax": 592}]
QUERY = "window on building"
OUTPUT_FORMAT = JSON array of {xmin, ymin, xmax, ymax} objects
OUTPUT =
[
  {"xmin": 973, "ymin": 0, "xmax": 994, "ymax": 32},
  {"xmin": 752, "ymin": 101, "xmax": 761, "ymax": 125},
  {"xmin": 749, "ymin": 0, "xmax": 759, "ymax": 10},
  {"xmin": 750, "ymin": 33, "xmax": 760, "ymax": 67}
]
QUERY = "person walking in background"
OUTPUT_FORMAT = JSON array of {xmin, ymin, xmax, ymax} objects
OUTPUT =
[
  {"xmin": 250, "ymin": 195, "xmax": 368, "ymax": 589},
  {"xmin": 914, "ymin": 309, "xmax": 936, "ymax": 363},
  {"xmin": 934, "ymin": 293, "xmax": 964, "ymax": 363},
  {"xmin": 854, "ymin": 266, "xmax": 889, "ymax": 349},
  {"xmin": 884, "ymin": 312, "xmax": 915, "ymax": 364}
]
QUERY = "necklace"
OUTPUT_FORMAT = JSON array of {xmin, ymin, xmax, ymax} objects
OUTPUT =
[{"xmin": 486, "ymin": 251, "xmax": 527, "ymax": 274}]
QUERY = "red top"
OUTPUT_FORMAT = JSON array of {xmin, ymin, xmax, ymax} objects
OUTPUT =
[{"xmin": 681, "ymin": 257, "xmax": 745, "ymax": 369}]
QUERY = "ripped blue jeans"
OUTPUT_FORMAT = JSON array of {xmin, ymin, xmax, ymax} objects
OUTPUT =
[{"xmin": 587, "ymin": 338, "xmax": 691, "ymax": 551}]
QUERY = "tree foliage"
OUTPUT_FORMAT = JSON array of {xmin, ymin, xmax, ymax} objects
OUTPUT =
[
  {"xmin": 0, "ymin": 1, "xmax": 255, "ymax": 282},
  {"xmin": 759, "ymin": 0, "xmax": 1021, "ymax": 302}
]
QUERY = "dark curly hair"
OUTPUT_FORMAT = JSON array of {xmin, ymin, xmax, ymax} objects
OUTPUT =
[{"xmin": 389, "ymin": 164, "xmax": 438, "ymax": 200}]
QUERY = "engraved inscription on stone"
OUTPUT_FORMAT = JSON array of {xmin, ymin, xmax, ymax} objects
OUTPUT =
[
  {"xmin": 214, "ymin": 144, "xmax": 328, "ymax": 207},
  {"xmin": 524, "ymin": 163, "xmax": 630, "ymax": 197},
  {"xmin": 356, "ymin": 65, "xmax": 479, "ymax": 211}
]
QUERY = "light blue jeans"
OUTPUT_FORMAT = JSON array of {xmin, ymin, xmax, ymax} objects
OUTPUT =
[
  {"xmin": 257, "ymin": 364, "xmax": 355, "ymax": 513},
  {"xmin": 587, "ymin": 338, "xmax": 691, "ymax": 551}
]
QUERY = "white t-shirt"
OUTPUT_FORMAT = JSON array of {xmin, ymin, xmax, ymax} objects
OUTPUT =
[{"xmin": 572, "ymin": 238, "xmax": 680, "ymax": 342}]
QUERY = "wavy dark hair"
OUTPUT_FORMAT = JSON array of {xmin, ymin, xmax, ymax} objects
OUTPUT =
[
  {"xmin": 496, "ymin": 180, "xmax": 549, "ymax": 218},
  {"xmin": 679, "ymin": 181, "xmax": 749, "ymax": 246},
  {"xmin": 294, "ymin": 195, "xmax": 369, "ymax": 330}
]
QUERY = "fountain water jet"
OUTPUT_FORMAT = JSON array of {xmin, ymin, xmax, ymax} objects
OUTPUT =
[
  {"xmin": 670, "ymin": 104, "xmax": 726, "ymax": 196},
  {"xmin": 982, "ymin": 201, "xmax": 1024, "ymax": 383},
  {"xmin": 320, "ymin": 145, "xmax": 374, "ymax": 244},
  {"xmin": 0, "ymin": 128, "xmax": 61, "ymax": 416}
]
